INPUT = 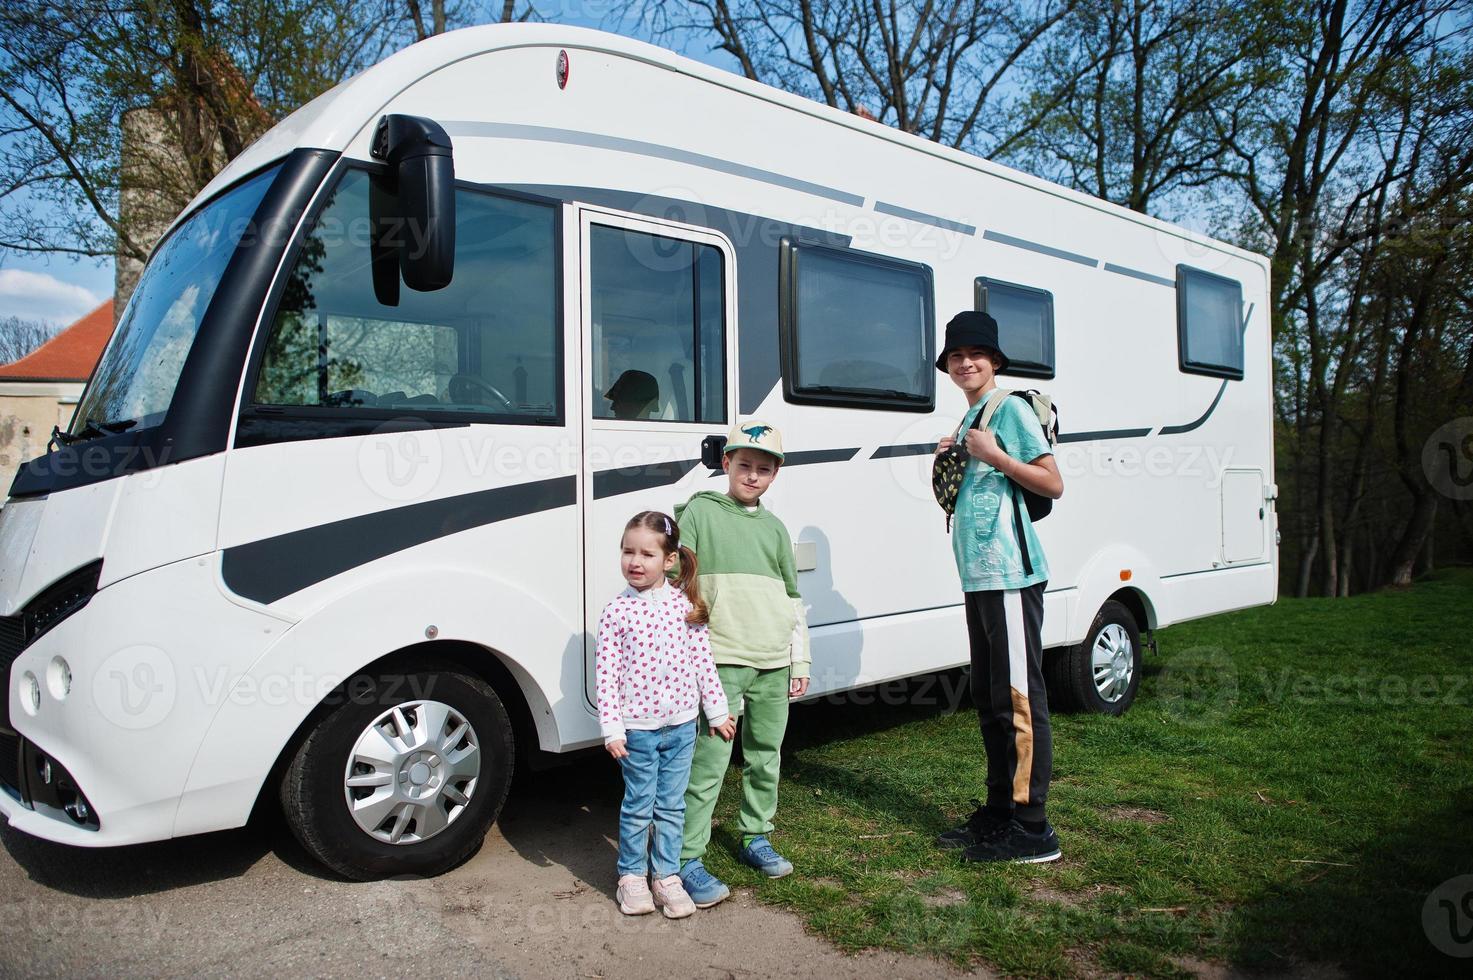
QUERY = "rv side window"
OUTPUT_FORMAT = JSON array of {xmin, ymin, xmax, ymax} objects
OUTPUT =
[
  {"xmin": 1176, "ymin": 265, "xmax": 1244, "ymax": 380},
  {"xmin": 252, "ymin": 168, "xmax": 560, "ymax": 421},
  {"xmin": 589, "ymin": 225, "xmax": 726, "ymax": 423},
  {"xmin": 779, "ymin": 239, "xmax": 934, "ymax": 411},
  {"xmin": 974, "ymin": 278, "xmax": 1055, "ymax": 379}
]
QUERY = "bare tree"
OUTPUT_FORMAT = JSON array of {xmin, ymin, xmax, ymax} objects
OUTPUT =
[
  {"xmin": 0, "ymin": 316, "xmax": 60, "ymax": 364},
  {"xmin": 1215, "ymin": 0, "xmax": 1472, "ymax": 595},
  {"xmin": 408, "ymin": 0, "xmax": 538, "ymax": 39},
  {"xmin": 1014, "ymin": 0, "xmax": 1270, "ymax": 214},
  {"xmin": 639, "ymin": 0, "xmax": 1083, "ymax": 155},
  {"xmin": 0, "ymin": 1, "xmax": 412, "ymax": 265}
]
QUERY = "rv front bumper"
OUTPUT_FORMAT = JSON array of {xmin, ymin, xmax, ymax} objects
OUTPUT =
[
  {"xmin": 3, "ymin": 554, "xmax": 291, "ymax": 847},
  {"xmin": 0, "ymin": 728, "xmax": 101, "ymax": 836}
]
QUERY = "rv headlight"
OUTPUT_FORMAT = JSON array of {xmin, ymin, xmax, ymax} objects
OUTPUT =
[
  {"xmin": 21, "ymin": 671, "xmax": 41, "ymax": 715},
  {"xmin": 47, "ymin": 657, "xmax": 71, "ymax": 700}
]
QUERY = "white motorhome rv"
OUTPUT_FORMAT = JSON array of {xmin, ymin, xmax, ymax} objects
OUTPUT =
[{"xmin": 0, "ymin": 25, "xmax": 1276, "ymax": 878}]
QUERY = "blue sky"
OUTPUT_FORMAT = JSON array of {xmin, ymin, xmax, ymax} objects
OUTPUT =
[{"xmin": 0, "ymin": 11, "xmax": 736, "ymax": 330}]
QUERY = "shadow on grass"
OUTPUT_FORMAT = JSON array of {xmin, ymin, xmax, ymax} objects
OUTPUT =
[
  {"xmin": 785, "ymin": 668, "xmax": 974, "ymax": 753},
  {"xmin": 498, "ymin": 671, "xmax": 979, "ymax": 888},
  {"xmin": 1225, "ymin": 786, "xmax": 1473, "ymax": 977},
  {"xmin": 0, "ymin": 672, "xmax": 971, "ymax": 901}
]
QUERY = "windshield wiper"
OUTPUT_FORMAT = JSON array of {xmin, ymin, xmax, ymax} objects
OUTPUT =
[
  {"xmin": 48, "ymin": 425, "xmax": 80, "ymax": 450},
  {"xmin": 96, "ymin": 418, "xmax": 138, "ymax": 433},
  {"xmin": 50, "ymin": 417, "xmax": 138, "ymax": 450}
]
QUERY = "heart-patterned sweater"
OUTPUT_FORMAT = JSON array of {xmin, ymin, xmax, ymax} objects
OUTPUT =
[{"xmin": 595, "ymin": 583, "xmax": 730, "ymax": 745}]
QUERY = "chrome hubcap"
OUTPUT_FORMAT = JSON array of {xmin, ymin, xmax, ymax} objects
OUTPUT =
[
  {"xmin": 344, "ymin": 700, "xmax": 481, "ymax": 844},
  {"xmin": 1091, "ymin": 624, "xmax": 1134, "ymax": 703}
]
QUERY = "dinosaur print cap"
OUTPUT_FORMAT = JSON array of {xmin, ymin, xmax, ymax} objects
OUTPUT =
[{"xmin": 725, "ymin": 419, "xmax": 784, "ymax": 462}]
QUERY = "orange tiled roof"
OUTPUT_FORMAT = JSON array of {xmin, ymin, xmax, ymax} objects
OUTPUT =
[{"xmin": 0, "ymin": 300, "xmax": 115, "ymax": 382}]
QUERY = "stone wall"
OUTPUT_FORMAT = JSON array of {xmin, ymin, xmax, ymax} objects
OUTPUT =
[{"xmin": 0, "ymin": 385, "xmax": 82, "ymax": 497}]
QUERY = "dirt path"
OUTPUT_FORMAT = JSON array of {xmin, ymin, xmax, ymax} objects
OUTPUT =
[{"xmin": 0, "ymin": 756, "xmax": 994, "ymax": 980}]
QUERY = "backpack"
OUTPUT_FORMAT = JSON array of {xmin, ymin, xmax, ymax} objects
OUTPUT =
[{"xmin": 931, "ymin": 389, "xmax": 1059, "ymax": 570}]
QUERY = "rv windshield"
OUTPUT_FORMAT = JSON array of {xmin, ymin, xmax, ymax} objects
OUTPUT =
[{"xmin": 70, "ymin": 164, "xmax": 281, "ymax": 435}]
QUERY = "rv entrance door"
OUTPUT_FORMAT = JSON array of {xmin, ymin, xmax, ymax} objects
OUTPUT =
[{"xmin": 576, "ymin": 207, "xmax": 738, "ymax": 709}]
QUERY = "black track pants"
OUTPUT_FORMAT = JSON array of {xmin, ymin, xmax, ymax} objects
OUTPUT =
[{"xmin": 963, "ymin": 583, "xmax": 1051, "ymax": 823}]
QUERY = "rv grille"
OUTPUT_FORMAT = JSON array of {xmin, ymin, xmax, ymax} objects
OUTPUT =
[
  {"xmin": 0, "ymin": 727, "xmax": 19, "ymax": 799},
  {"xmin": 0, "ymin": 615, "xmax": 22, "ymax": 731}
]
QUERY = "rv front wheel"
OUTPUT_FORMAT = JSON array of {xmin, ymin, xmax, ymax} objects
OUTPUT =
[
  {"xmin": 1046, "ymin": 600, "xmax": 1141, "ymax": 716},
  {"xmin": 280, "ymin": 668, "xmax": 514, "ymax": 880}
]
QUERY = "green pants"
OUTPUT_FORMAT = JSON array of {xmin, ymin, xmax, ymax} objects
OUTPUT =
[{"xmin": 680, "ymin": 664, "xmax": 790, "ymax": 862}]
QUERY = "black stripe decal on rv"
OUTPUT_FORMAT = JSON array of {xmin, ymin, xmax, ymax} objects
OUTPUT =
[
  {"xmin": 870, "ymin": 443, "xmax": 935, "ymax": 459},
  {"xmin": 593, "ymin": 458, "xmax": 701, "ymax": 499},
  {"xmin": 1057, "ymin": 428, "xmax": 1154, "ymax": 443},
  {"xmin": 590, "ymin": 448, "xmax": 863, "ymax": 499},
  {"xmin": 1159, "ymin": 380, "xmax": 1228, "ymax": 435},
  {"xmin": 783, "ymin": 448, "xmax": 861, "ymax": 466},
  {"xmin": 222, "ymin": 475, "xmax": 578, "ymax": 604}
]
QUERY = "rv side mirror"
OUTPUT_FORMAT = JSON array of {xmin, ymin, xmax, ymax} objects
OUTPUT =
[
  {"xmin": 370, "ymin": 114, "xmax": 456, "ymax": 292},
  {"xmin": 701, "ymin": 435, "xmax": 728, "ymax": 470}
]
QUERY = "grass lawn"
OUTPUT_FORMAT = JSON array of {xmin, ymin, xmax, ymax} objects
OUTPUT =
[{"xmin": 698, "ymin": 568, "xmax": 1473, "ymax": 977}]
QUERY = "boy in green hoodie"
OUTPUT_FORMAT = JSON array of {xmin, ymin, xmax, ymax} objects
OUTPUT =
[{"xmin": 675, "ymin": 420, "xmax": 810, "ymax": 906}]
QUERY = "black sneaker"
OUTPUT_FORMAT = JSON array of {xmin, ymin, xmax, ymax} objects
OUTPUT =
[
  {"xmin": 936, "ymin": 800, "xmax": 1010, "ymax": 850},
  {"xmin": 960, "ymin": 819, "xmax": 1061, "ymax": 863}
]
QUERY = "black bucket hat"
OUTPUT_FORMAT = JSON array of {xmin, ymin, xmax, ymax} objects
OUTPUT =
[
  {"xmin": 936, "ymin": 311, "xmax": 1010, "ymax": 373},
  {"xmin": 604, "ymin": 369, "xmax": 658, "ymax": 403}
]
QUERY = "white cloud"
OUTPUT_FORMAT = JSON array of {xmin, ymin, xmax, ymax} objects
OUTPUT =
[{"xmin": 0, "ymin": 268, "xmax": 101, "ymax": 326}]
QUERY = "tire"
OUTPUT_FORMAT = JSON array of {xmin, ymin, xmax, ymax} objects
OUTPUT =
[
  {"xmin": 1045, "ymin": 600, "xmax": 1141, "ymax": 716},
  {"xmin": 280, "ymin": 667, "xmax": 514, "ymax": 880}
]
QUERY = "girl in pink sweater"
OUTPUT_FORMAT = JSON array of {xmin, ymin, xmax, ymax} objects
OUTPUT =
[{"xmin": 596, "ymin": 511, "xmax": 736, "ymax": 918}]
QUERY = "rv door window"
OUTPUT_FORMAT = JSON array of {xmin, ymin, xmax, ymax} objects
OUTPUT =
[
  {"xmin": 253, "ymin": 168, "xmax": 560, "ymax": 420},
  {"xmin": 779, "ymin": 239, "xmax": 934, "ymax": 411},
  {"xmin": 1176, "ymin": 265, "xmax": 1244, "ymax": 380},
  {"xmin": 974, "ymin": 278, "xmax": 1055, "ymax": 379},
  {"xmin": 589, "ymin": 225, "xmax": 726, "ymax": 423}
]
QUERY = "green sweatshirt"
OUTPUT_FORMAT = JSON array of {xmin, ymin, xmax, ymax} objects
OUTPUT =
[{"xmin": 674, "ymin": 490, "xmax": 811, "ymax": 678}]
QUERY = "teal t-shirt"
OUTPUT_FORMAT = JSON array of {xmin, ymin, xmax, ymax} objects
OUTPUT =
[{"xmin": 951, "ymin": 391, "xmax": 1052, "ymax": 592}]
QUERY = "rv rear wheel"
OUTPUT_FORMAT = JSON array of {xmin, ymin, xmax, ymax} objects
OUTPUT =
[
  {"xmin": 280, "ymin": 668, "xmax": 514, "ymax": 880},
  {"xmin": 1046, "ymin": 600, "xmax": 1141, "ymax": 715}
]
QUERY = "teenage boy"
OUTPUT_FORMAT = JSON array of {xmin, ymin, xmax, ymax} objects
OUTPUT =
[
  {"xmin": 932, "ymin": 311, "xmax": 1066, "ymax": 863},
  {"xmin": 674, "ymin": 421, "xmax": 810, "ymax": 906}
]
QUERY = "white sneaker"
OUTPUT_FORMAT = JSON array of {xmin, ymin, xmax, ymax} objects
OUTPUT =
[
  {"xmin": 617, "ymin": 874, "xmax": 655, "ymax": 915},
  {"xmin": 651, "ymin": 874, "xmax": 696, "ymax": 919}
]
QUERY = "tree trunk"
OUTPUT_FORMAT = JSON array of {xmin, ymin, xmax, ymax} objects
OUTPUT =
[
  {"xmin": 1360, "ymin": 525, "xmax": 1374, "ymax": 594},
  {"xmin": 1320, "ymin": 494, "xmax": 1337, "ymax": 597},
  {"xmin": 1387, "ymin": 492, "xmax": 1438, "ymax": 586},
  {"xmin": 1297, "ymin": 526, "xmax": 1319, "ymax": 598}
]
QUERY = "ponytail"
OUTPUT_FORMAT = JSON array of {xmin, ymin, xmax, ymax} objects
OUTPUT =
[
  {"xmin": 624, "ymin": 510, "xmax": 707, "ymax": 624},
  {"xmin": 675, "ymin": 544, "xmax": 708, "ymax": 625}
]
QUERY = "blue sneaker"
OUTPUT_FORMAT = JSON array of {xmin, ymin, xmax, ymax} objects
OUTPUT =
[
  {"xmin": 678, "ymin": 858, "xmax": 731, "ymax": 908},
  {"xmin": 738, "ymin": 835, "xmax": 793, "ymax": 878}
]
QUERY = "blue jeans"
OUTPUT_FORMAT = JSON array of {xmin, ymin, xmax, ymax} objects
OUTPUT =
[{"xmin": 616, "ymin": 721, "xmax": 697, "ymax": 878}]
